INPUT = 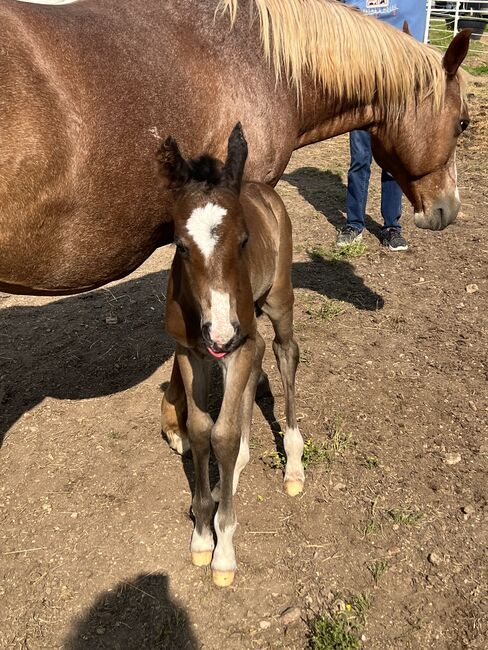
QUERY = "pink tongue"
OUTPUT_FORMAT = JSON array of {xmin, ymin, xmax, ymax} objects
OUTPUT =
[{"xmin": 207, "ymin": 346, "xmax": 227, "ymax": 359}]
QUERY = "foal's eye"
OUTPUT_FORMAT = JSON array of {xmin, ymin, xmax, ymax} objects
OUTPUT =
[
  {"xmin": 459, "ymin": 119, "xmax": 469, "ymax": 133},
  {"xmin": 240, "ymin": 234, "xmax": 249, "ymax": 250},
  {"xmin": 175, "ymin": 240, "xmax": 189, "ymax": 256}
]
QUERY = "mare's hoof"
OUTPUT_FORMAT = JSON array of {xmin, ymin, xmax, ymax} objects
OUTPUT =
[
  {"xmin": 212, "ymin": 570, "xmax": 235, "ymax": 587},
  {"xmin": 191, "ymin": 550, "xmax": 213, "ymax": 567},
  {"xmin": 284, "ymin": 479, "xmax": 304, "ymax": 497}
]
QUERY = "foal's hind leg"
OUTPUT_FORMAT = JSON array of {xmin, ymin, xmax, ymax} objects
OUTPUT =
[
  {"xmin": 262, "ymin": 297, "xmax": 304, "ymax": 496},
  {"xmin": 161, "ymin": 358, "xmax": 190, "ymax": 455}
]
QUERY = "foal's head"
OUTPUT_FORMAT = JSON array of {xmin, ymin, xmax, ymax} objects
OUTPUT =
[{"xmin": 158, "ymin": 123, "xmax": 254, "ymax": 358}]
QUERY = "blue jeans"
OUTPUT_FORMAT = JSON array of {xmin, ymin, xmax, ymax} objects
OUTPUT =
[{"xmin": 346, "ymin": 130, "xmax": 403, "ymax": 233}]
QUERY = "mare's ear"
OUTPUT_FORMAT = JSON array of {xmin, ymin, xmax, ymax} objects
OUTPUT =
[
  {"xmin": 402, "ymin": 20, "xmax": 411, "ymax": 36},
  {"xmin": 156, "ymin": 137, "xmax": 190, "ymax": 189},
  {"xmin": 443, "ymin": 29, "xmax": 471, "ymax": 77},
  {"xmin": 222, "ymin": 122, "xmax": 248, "ymax": 193}
]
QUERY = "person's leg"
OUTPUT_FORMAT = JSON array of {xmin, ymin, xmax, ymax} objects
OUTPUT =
[
  {"xmin": 380, "ymin": 170, "xmax": 408, "ymax": 251},
  {"xmin": 345, "ymin": 130, "xmax": 373, "ymax": 232},
  {"xmin": 380, "ymin": 169, "xmax": 403, "ymax": 230},
  {"xmin": 338, "ymin": 130, "xmax": 372, "ymax": 246}
]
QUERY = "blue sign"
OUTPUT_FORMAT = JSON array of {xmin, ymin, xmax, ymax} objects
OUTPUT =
[{"xmin": 343, "ymin": 0, "xmax": 427, "ymax": 41}]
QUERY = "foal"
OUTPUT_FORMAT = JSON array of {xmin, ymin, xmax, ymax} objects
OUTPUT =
[{"xmin": 157, "ymin": 124, "xmax": 304, "ymax": 586}]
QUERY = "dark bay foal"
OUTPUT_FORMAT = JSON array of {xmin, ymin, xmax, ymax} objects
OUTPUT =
[{"xmin": 157, "ymin": 124, "xmax": 304, "ymax": 586}]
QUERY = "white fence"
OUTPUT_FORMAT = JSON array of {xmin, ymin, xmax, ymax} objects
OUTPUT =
[{"xmin": 428, "ymin": 0, "xmax": 488, "ymax": 56}]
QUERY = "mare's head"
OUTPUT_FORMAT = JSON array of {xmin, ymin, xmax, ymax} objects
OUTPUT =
[
  {"xmin": 371, "ymin": 30, "xmax": 471, "ymax": 230},
  {"xmin": 158, "ymin": 123, "xmax": 253, "ymax": 359}
]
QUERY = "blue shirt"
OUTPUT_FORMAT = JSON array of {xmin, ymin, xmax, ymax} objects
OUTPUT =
[{"xmin": 343, "ymin": 0, "xmax": 427, "ymax": 41}]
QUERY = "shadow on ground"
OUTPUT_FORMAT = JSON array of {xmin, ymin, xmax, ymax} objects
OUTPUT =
[
  {"xmin": 0, "ymin": 271, "xmax": 174, "ymax": 446},
  {"xmin": 282, "ymin": 167, "xmax": 383, "ymax": 239},
  {"xmin": 63, "ymin": 573, "xmax": 199, "ymax": 650}
]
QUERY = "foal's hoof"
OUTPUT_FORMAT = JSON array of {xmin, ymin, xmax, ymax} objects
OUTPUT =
[
  {"xmin": 165, "ymin": 429, "xmax": 190, "ymax": 456},
  {"xmin": 191, "ymin": 550, "xmax": 213, "ymax": 567},
  {"xmin": 284, "ymin": 479, "xmax": 304, "ymax": 497},
  {"xmin": 212, "ymin": 570, "xmax": 235, "ymax": 587}
]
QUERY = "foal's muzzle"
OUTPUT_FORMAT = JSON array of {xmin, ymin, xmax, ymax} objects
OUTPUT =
[{"xmin": 202, "ymin": 321, "xmax": 243, "ymax": 358}]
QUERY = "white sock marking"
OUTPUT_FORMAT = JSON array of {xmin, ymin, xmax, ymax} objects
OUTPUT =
[
  {"xmin": 191, "ymin": 525, "xmax": 214, "ymax": 553},
  {"xmin": 210, "ymin": 290, "xmax": 234, "ymax": 346},
  {"xmin": 186, "ymin": 203, "xmax": 227, "ymax": 260},
  {"xmin": 284, "ymin": 426, "xmax": 305, "ymax": 483},
  {"xmin": 211, "ymin": 508, "xmax": 237, "ymax": 572}
]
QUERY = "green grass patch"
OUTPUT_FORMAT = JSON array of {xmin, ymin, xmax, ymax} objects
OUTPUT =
[
  {"xmin": 464, "ymin": 64, "xmax": 488, "ymax": 76},
  {"xmin": 306, "ymin": 298, "xmax": 346, "ymax": 323},
  {"xmin": 362, "ymin": 455, "xmax": 380, "ymax": 469},
  {"xmin": 387, "ymin": 508, "xmax": 424, "ymax": 527},
  {"xmin": 308, "ymin": 593, "xmax": 370, "ymax": 650},
  {"xmin": 310, "ymin": 241, "xmax": 368, "ymax": 263},
  {"xmin": 368, "ymin": 559, "xmax": 389, "ymax": 585}
]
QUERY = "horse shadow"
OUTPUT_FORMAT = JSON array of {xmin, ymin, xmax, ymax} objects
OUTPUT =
[
  {"xmin": 0, "ymin": 271, "xmax": 174, "ymax": 448},
  {"xmin": 63, "ymin": 572, "xmax": 199, "ymax": 650},
  {"xmin": 282, "ymin": 167, "xmax": 383, "ymax": 240}
]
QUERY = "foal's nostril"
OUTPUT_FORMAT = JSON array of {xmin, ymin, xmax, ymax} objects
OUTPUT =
[{"xmin": 201, "ymin": 322, "xmax": 211, "ymax": 343}]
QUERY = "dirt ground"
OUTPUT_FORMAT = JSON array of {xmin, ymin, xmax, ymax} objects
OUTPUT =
[{"xmin": 1, "ymin": 77, "xmax": 487, "ymax": 650}]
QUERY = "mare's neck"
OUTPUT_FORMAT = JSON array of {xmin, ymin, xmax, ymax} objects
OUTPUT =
[{"xmin": 295, "ymin": 79, "xmax": 376, "ymax": 148}]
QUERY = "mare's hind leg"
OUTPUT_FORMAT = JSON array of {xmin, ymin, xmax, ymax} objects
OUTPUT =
[
  {"xmin": 161, "ymin": 357, "xmax": 190, "ymax": 455},
  {"xmin": 211, "ymin": 332, "xmax": 265, "ymax": 502},
  {"xmin": 262, "ymin": 295, "xmax": 304, "ymax": 496},
  {"xmin": 176, "ymin": 346, "xmax": 214, "ymax": 567}
]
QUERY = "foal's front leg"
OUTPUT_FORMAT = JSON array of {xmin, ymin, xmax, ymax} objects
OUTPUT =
[
  {"xmin": 176, "ymin": 346, "xmax": 214, "ymax": 567},
  {"xmin": 211, "ymin": 338, "xmax": 255, "ymax": 587}
]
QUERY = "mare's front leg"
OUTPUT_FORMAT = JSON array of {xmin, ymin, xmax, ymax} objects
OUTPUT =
[
  {"xmin": 211, "ymin": 338, "xmax": 255, "ymax": 587},
  {"xmin": 263, "ymin": 297, "xmax": 304, "ymax": 496},
  {"xmin": 176, "ymin": 346, "xmax": 214, "ymax": 567},
  {"xmin": 161, "ymin": 357, "xmax": 190, "ymax": 455}
]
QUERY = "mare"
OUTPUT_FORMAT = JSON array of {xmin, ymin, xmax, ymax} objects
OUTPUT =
[
  {"xmin": 0, "ymin": 0, "xmax": 470, "ymax": 296},
  {"xmin": 158, "ymin": 124, "xmax": 303, "ymax": 586}
]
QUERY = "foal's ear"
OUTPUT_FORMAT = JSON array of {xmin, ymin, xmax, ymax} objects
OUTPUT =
[
  {"xmin": 443, "ymin": 29, "xmax": 471, "ymax": 77},
  {"xmin": 156, "ymin": 136, "xmax": 190, "ymax": 189},
  {"xmin": 222, "ymin": 122, "xmax": 248, "ymax": 193},
  {"xmin": 402, "ymin": 20, "xmax": 411, "ymax": 36}
]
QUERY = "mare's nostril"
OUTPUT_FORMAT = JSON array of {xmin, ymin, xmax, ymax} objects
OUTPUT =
[{"xmin": 232, "ymin": 321, "xmax": 241, "ymax": 339}]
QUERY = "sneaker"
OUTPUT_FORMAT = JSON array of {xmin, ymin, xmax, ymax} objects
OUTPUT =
[
  {"xmin": 382, "ymin": 228, "xmax": 408, "ymax": 251},
  {"xmin": 336, "ymin": 225, "xmax": 362, "ymax": 247}
]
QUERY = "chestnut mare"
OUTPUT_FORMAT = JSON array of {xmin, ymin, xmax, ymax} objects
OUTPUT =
[
  {"xmin": 0, "ymin": 0, "xmax": 470, "ymax": 297},
  {"xmin": 158, "ymin": 123, "xmax": 302, "ymax": 586}
]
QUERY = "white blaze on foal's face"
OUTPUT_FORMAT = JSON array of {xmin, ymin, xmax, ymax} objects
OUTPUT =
[{"xmin": 186, "ymin": 202, "xmax": 235, "ymax": 347}]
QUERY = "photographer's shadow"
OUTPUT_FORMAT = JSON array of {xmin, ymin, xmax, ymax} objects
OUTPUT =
[{"xmin": 63, "ymin": 573, "xmax": 198, "ymax": 650}]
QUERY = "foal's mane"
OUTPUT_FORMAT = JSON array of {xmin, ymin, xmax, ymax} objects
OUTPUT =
[{"xmin": 217, "ymin": 0, "xmax": 447, "ymax": 118}]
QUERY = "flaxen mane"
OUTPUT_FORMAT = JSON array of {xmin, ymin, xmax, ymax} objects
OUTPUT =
[{"xmin": 217, "ymin": 0, "xmax": 448, "ymax": 118}]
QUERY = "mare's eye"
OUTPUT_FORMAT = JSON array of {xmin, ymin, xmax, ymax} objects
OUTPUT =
[
  {"xmin": 459, "ymin": 119, "xmax": 469, "ymax": 133},
  {"xmin": 175, "ymin": 239, "xmax": 188, "ymax": 256},
  {"xmin": 240, "ymin": 234, "xmax": 249, "ymax": 249}
]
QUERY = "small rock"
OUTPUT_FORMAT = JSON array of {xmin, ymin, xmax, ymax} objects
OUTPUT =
[
  {"xmin": 465, "ymin": 284, "xmax": 479, "ymax": 294},
  {"xmin": 105, "ymin": 316, "xmax": 118, "ymax": 325},
  {"xmin": 468, "ymin": 401, "xmax": 477, "ymax": 412},
  {"xmin": 259, "ymin": 620, "xmax": 271, "ymax": 630},
  {"xmin": 428, "ymin": 552, "xmax": 442, "ymax": 566},
  {"xmin": 333, "ymin": 482, "xmax": 346, "ymax": 491},
  {"xmin": 479, "ymin": 443, "xmax": 488, "ymax": 455},
  {"xmin": 461, "ymin": 505, "xmax": 475, "ymax": 516},
  {"xmin": 280, "ymin": 606, "xmax": 301, "ymax": 627},
  {"xmin": 70, "ymin": 512, "xmax": 78, "ymax": 519},
  {"xmin": 444, "ymin": 452, "xmax": 461, "ymax": 466},
  {"xmin": 96, "ymin": 626, "xmax": 106, "ymax": 635}
]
